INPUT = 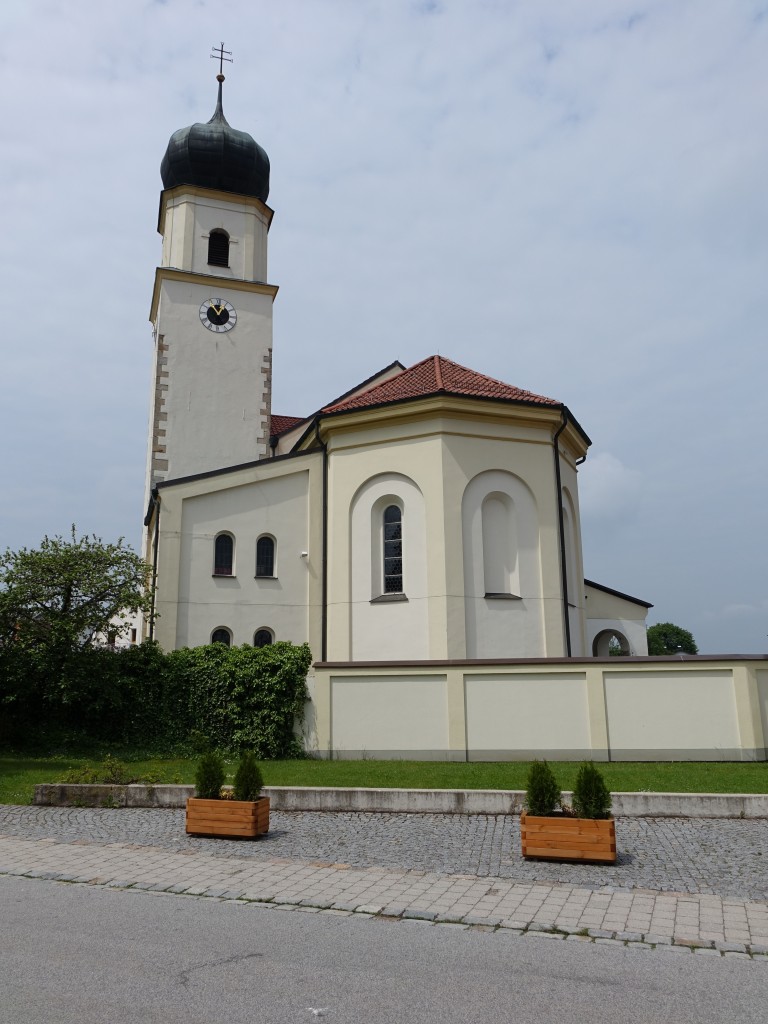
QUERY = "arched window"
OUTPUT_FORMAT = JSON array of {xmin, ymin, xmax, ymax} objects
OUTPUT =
[
  {"xmin": 211, "ymin": 627, "xmax": 232, "ymax": 646},
  {"xmin": 253, "ymin": 628, "xmax": 274, "ymax": 648},
  {"xmin": 207, "ymin": 229, "xmax": 230, "ymax": 267},
  {"xmin": 214, "ymin": 533, "xmax": 234, "ymax": 576},
  {"xmin": 256, "ymin": 535, "xmax": 275, "ymax": 577},
  {"xmin": 383, "ymin": 504, "xmax": 403, "ymax": 593}
]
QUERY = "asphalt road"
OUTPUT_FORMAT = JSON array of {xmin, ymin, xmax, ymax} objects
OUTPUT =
[{"xmin": 1, "ymin": 875, "xmax": 765, "ymax": 1024}]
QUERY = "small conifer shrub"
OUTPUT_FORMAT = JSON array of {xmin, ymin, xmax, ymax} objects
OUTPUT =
[
  {"xmin": 194, "ymin": 751, "xmax": 226, "ymax": 800},
  {"xmin": 572, "ymin": 761, "xmax": 612, "ymax": 819},
  {"xmin": 525, "ymin": 760, "xmax": 561, "ymax": 816},
  {"xmin": 233, "ymin": 751, "xmax": 264, "ymax": 802}
]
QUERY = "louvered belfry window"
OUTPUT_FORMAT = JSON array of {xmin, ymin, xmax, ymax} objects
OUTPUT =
[
  {"xmin": 208, "ymin": 229, "xmax": 230, "ymax": 267},
  {"xmin": 383, "ymin": 505, "xmax": 403, "ymax": 593}
]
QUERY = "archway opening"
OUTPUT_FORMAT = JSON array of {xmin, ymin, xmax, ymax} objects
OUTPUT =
[{"xmin": 592, "ymin": 629, "xmax": 631, "ymax": 657}]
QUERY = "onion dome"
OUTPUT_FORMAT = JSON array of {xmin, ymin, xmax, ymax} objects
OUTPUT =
[{"xmin": 160, "ymin": 76, "xmax": 269, "ymax": 201}]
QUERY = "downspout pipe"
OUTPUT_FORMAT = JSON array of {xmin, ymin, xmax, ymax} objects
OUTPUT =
[
  {"xmin": 149, "ymin": 490, "xmax": 160, "ymax": 642},
  {"xmin": 553, "ymin": 410, "xmax": 572, "ymax": 657},
  {"xmin": 312, "ymin": 418, "xmax": 329, "ymax": 663}
]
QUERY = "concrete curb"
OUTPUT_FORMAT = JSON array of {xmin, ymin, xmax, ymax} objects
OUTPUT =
[{"xmin": 32, "ymin": 784, "xmax": 768, "ymax": 817}]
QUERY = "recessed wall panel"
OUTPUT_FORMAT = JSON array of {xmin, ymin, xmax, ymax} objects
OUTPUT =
[
  {"xmin": 465, "ymin": 672, "xmax": 590, "ymax": 755},
  {"xmin": 331, "ymin": 675, "xmax": 448, "ymax": 758}
]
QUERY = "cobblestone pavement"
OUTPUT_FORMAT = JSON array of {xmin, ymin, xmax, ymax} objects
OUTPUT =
[
  {"xmin": 2, "ymin": 806, "xmax": 768, "ymax": 960},
  {"xmin": 1, "ymin": 805, "xmax": 767, "ymax": 899}
]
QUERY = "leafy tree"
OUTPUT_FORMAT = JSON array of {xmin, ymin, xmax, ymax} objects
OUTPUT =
[
  {"xmin": 608, "ymin": 635, "xmax": 629, "ymax": 656},
  {"xmin": 0, "ymin": 527, "xmax": 152, "ymax": 660},
  {"xmin": 646, "ymin": 621, "xmax": 698, "ymax": 655}
]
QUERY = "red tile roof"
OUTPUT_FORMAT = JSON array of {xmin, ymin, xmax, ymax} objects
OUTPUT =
[
  {"xmin": 270, "ymin": 414, "xmax": 306, "ymax": 436},
  {"xmin": 322, "ymin": 355, "xmax": 559, "ymax": 414}
]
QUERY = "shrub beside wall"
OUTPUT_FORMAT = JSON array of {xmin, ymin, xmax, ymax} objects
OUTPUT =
[{"xmin": 0, "ymin": 640, "xmax": 311, "ymax": 755}]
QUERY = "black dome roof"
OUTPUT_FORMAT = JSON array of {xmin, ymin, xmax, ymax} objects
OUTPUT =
[{"xmin": 160, "ymin": 81, "xmax": 269, "ymax": 201}]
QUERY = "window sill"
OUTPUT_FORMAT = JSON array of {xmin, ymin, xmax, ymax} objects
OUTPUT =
[
  {"xmin": 213, "ymin": 572, "xmax": 236, "ymax": 578},
  {"xmin": 484, "ymin": 592, "xmax": 521, "ymax": 600},
  {"xmin": 371, "ymin": 593, "xmax": 408, "ymax": 604},
  {"xmin": 255, "ymin": 575, "xmax": 278, "ymax": 580}
]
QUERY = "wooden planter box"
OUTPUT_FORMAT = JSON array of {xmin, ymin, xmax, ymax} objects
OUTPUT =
[
  {"xmin": 520, "ymin": 812, "xmax": 616, "ymax": 864},
  {"xmin": 186, "ymin": 796, "xmax": 270, "ymax": 839}
]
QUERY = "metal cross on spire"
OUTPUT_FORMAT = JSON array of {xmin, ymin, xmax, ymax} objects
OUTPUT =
[{"xmin": 211, "ymin": 42, "xmax": 233, "ymax": 79}]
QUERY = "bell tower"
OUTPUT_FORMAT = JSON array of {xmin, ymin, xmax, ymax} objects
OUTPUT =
[{"xmin": 144, "ymin": 47, "xmax": 277, "ymax": 503}]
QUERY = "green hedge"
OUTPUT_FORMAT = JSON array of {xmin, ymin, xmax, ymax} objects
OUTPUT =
[{"xmin": 0, "ymin": 640, "xmax": 311, "ymax": 756}]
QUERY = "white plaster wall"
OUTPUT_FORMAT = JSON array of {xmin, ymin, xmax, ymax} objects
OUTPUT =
[
  {"xmin": 561, "ymin": 486, "xmax": 586, "ymax": 656},
  {"xmin": 604, "ymin": 670, "xmax": 739, "ymax": 753},
  {"xmin": 462, "ymin": 470, "xmax": 545, "ymax": 658},
  {"xmin": 588, "ymin": 618, "xmax": 648, "ymax": 657},
  {"xmin": 757, "ymin": 669, "xmax": 768, "ymax": 745},
  {"xmin": 444, "ymin": 425, "xmax": 568, "ymax": 657},
  {"xmin": 310, "ymin": 660, "xmax": 768, "ymax": 761},
  {"xmin": 349, "ymin": 473, "xmax": 429, "ymax": 660},
  {"xmin": 465, "ymin": 672, "xmax": 590, "ymax": 753},
  {"xmin": 156, "ymin": 278, "xmax": 273, "ymax": 480},
  {"xmin": 161, "ymin": 191, "xmax": 269, "ymax": 282},
  {"xmin": 175, "ymin": 470, "xmax": 310, "ymax": 648},
  {"xmin": 331, "ymin": 675, "xmax": 448, "ymax": 756},
  {"xmin": 584, "ymin": 583, "xmax": 650, "ymax": 656}
]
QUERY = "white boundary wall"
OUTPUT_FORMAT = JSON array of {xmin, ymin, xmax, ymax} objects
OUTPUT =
[{"xmin": 308, "ymin": 657, "xmax": 768, "ymax": 762}]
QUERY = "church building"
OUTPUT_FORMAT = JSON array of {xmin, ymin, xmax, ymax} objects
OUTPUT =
[{"xmin": 142, "ymin": 69, "xmax": 651, "ymax": 673}]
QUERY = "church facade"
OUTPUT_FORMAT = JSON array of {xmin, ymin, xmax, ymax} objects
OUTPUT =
[{"xmin": 142, "ymin": 76, "xmax": 651, "ymax": 670}]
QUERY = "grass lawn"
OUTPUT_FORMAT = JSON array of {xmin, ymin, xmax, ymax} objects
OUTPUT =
[{"xmin": 1, "ymin": 753, "xmax": 766, "ymax": 806}]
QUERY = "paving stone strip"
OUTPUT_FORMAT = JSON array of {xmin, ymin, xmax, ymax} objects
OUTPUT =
[
  {"xmin": 1, "ymin": 831, "xmax": 767, "ymax": 961},
  {"xmin": 3, "ymin": 806, "xmax": 768, "ymax": 898}
]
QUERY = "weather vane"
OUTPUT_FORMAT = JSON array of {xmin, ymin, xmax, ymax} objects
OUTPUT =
[{"xmin": 211, "ymin": 42, "xmax": 233, "ymax": 80}]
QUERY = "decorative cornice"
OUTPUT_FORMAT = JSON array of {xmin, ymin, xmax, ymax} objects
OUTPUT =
[
  {"xmin": 149, "ymin": 267, "xmax": 278, "ymax": 323},
  {"xmin": 157, "ymin": 184, "xmax": 274, "ymax": 235}
]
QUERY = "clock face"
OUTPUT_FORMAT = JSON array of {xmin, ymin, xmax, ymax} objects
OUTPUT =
[{"xmin": 199, "ymin": 298, "xmax": 237, "ymax": 333}]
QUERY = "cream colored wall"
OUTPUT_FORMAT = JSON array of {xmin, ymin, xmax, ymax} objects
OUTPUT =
[
  {"xmin": 160, "ymin": 189, "xmax": 270, "ymax": 282},
  {"xmin": 461, "ymin": 470, "xmax": 545, "ymax": 658},
  {"xmin": 323, "ymin": 402, "xmax": 581, "ymax": 662},
  {"xmin": 584, "ymin": 583, "xmax": 650, "ymax": 656},
  {"xmin": 465, "ymin": 672, "xmax": 591, "ymax": 758},
  {"xmin": 152, "ymin": 453, "xmax": 323, "ymax": 655},
  {"xmin": 331, "ymin": 675, "xmax": 449, "ymax": 758},
  {"xmin": 349, "ymin": 473, "xmax": 429, "ymax": 660},
  {"xmin": 153, "ymin": 277, "xmax": 274, "ymax": 481},
  {"xmin": 561, "ymin": 475, "xmax": 587, "ymax": 656},
  {"xmin": 755, "ymin": 669, "xmax": 768, "ymax": 748},
  {"xmin": 444, "ymin": 421, "xmax": 568, "ymax": 658},
  {"xmin": 604, "ymin": 670, "xmax": 739, "ymax": 756},
  {"xmin": 325, "ymin": 423, "xmax": 451, "ymax": 660},
  {"xmin": 309, "ymin": 658, "xmax": 768, "ymax": 761},
  {"xmin": 149, "ymin": 186, "xmax": 276, "ymax": 489}
]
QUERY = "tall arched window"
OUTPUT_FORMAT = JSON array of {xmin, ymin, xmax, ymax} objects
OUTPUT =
[
  {"xmin": 383, "ymin": 504, "xmax": 403, "ymax": 593},
  {"xmin": 253, "ymin": 628, "xmax": 274, "ymax": 648},
  {"xmin": 214, "ymin": 533, "xmax": 234, "ymax": 576},
  {"xmin": 207, "ymin": 229, "xmax": 230, "ymax": 267},
  {"xmin": 255, "ymin": 536, "xmax": 275, "ymax": 577},
  {"xmin": 211, "ymin": 627, "xmax": 232, "ymax": 646}
]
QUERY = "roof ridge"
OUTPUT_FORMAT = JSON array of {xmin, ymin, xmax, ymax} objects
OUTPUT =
[{"xmin": 434, "ymin": 354, "xmax": 444, "ymax": 389}]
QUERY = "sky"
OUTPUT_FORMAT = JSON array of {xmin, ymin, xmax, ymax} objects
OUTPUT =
[{"xmin": 1, "ymin": 0, "xmax": 766, "ymax": 654}]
